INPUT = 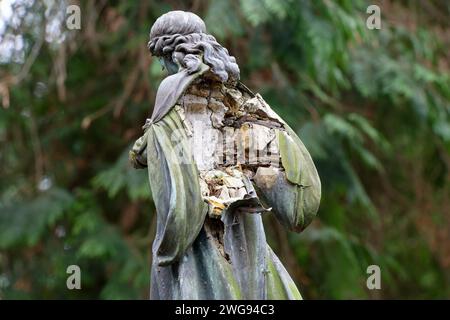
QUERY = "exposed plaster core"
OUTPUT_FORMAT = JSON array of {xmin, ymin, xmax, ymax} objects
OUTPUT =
[{"xmin": 177, "ymin": 79, "xmax": 285, "ymax": 218}]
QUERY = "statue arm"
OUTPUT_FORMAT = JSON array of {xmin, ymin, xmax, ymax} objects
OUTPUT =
[
  {"xmin": 253, "ymin": 124, "xmax": 321, "ymax": 233},
  {"xmin": 146, "ymin": 109, "xmax": 208, "ymax": 266}
]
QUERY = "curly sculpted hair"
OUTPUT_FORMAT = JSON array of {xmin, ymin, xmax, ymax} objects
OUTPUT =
[{"xmin": 148, "ymin": 11, "xmax": 240, "ymax": 83}]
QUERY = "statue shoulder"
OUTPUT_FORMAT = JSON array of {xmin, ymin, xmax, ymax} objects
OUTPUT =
[
  {"xmin": 151, "ymin": 62, "xmax": 210, "ymax": 123},
  {"xmin": 223, "ymin": 83, "xmax": 284, "ymax": 124}
]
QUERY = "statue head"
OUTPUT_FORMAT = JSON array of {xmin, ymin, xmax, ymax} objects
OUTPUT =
[{"xmin": 148, "ymin": 10, "xmax": 240, "ymax": 83}]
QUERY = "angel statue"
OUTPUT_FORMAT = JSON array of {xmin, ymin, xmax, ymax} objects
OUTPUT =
[{"xmin": 129, "ymin": 10, "xmax": 321, "ymax": 300}]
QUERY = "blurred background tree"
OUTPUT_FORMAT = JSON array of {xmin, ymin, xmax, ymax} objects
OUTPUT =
[{"xmin": 0, "ymin": 0, "xmax": 449, "ymax": 299}]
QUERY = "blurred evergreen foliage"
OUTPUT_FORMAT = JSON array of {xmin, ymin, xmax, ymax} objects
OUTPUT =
[{"xmin": 0, "ymin": 0, "xmax": 449, "ymax": 299}]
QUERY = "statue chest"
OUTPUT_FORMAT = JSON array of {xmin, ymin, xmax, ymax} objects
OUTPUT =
[
  {"xmin": 176, "ymin": 82, "xmax": 283, "ymax": 218},
  {"xmin": 177, "ymin": 82, "xmax": 282, "ymax": 171}
]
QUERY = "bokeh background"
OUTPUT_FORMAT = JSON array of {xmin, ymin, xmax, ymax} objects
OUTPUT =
[{"xmin": 0, "ymin": 0, "xmax": 449, "ymax": 299}]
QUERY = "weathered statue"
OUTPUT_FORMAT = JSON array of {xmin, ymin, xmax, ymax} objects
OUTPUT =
[{"xmin": 129, "ymin": 11, "xmax": 321, "ymax": 300}]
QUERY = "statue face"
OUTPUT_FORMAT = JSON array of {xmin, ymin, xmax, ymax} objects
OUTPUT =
[{"xmin": 159, "ymin": 56, "xmax": 179, "ymax": 75}]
